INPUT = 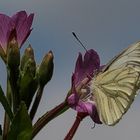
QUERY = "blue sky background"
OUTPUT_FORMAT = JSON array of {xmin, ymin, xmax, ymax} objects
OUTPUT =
[{"xmin": 0, "ymin": 0, "xmax": 140, "ymax": 139}]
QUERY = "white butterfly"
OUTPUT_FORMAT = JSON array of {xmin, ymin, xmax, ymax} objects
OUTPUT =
[{"xmin": 91, "ymin": 41, "xmax": 140, "ymax": 125}]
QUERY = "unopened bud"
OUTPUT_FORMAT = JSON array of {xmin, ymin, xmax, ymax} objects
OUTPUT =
[
  {"xmin": 7, "ymin": 39, "xmax": 20, "ymax": 70},
  {"xmin": 21, "ymin": 45, "xmax": 34, "ymax": 71},
  {"xmin": 22, "ymin": 58, "xmax": 36, "ymax": 76},
  {"xmin": 19, "ymin": 58, "xmax": 37, "ymax": 109},
  {"xmin": 38, "ymin": 51, "xmax": 54, "ymax": 86}
]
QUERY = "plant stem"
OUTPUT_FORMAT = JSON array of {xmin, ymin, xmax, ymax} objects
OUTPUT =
[
  {"xmin": 32, "ymin": 101, "xmax": 69, "ymax": 138},
  {"xmin": 3, "ymin": 77, "xmax": 12, "ymax": 140},
  {"xmin": 7, "ymin": 68, "xmax": 19, "ymax": 113},
  {"xmin": 29, "ymin": 85, "xmax": 44, "ymax": 121},
  {"xmin": 2, "ymin": 114, "xmax": 10, "ymax": 140},
  {"xmin": 64, "ymin": 113, "xmax": 87, "ymax": 140}
]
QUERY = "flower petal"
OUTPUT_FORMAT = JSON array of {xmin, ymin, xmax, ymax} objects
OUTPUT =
[
  {"xmin": 74, "ymin": 49, "xmax": 100, "ymax": 84},
  {"xmin": 67, "ymin": 94, "xmax": 79, "ymax": 108},
  {"xmin": 0, "ymin": 14, "xmax": 13, "ymax": 51},
  {"xmin": 11, "ymin": 11, "xmax": 27, "ymax": 25},
  {"xmin": 12, "ymin": 11, "xmax": 34, "ymax": 47},
  {"xmin": 74, "ymin": 53, "xmax": 84, "ymax": 84},
  {"xmin": 84, "ymin": 49, "xmax": 100, "ymax": 75},
  {"xmin": 84, "ymin": 102, "xmax": 102, "ymax": 124},
  {"xmin": 75, "ymin": 100, "xmax": 88, "ymax": 113},
  {"xmin": 67, "ymin": 74, "xmax": 79, "ymax": 106}
]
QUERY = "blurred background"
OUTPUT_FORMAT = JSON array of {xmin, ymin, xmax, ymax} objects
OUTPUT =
[{"xmin": 0, "ymin": 0, "xmax": 140, "ymax": 139}]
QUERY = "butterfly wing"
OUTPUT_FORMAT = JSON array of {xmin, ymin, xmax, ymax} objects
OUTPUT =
[
  {"xmin": 102, "ymin": 41, "xmax": 140, "ymax": 72},
  {"xmin": 91, "ymin": 42, "xmax": 140, "ymax": 125}
]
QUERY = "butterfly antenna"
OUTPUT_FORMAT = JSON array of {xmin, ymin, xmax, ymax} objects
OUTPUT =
[{"xmin": 72, "ymin": 32, "xmax": 88, "ymax": 52}]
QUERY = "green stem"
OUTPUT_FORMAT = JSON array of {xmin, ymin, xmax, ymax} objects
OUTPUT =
[
  {"xmin": 0, "ymin": 85, "xmax": 13, "ymax": 120},
  {"xmin": 7, "ymin": 68, "xmax": 19, "ymax": 113},
  {"xmin": 2, "ymin": 114, "xmax": 10, "ymax": 140},
  {"xmin": 29, "ymin": 85, "xmax": 44, "ymax": 121},
  {"xmin": 2, "ymin": 77, "xmax": 12, "ymax": 140},
  {"xmin": 32, "ymin": 101, "xmax": 69, "ymax": 138}
]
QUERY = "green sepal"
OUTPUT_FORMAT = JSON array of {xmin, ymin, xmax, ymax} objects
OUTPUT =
[
  {"xmin": 19, "ymin": 58, "xmax": 37, "ymax": 109},
  {"xmin": 7, "ymin": 102, "xmax": 32, "ymax": 140},
  {"xmin": 0, "ymin": 85, "xmax": 13, "ymax": 120},
  {"xmin": 38, "ymin": 51, "xmax": 54, "ymax": 86}
]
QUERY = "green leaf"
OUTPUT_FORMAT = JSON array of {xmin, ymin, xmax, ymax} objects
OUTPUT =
[
  {"xmin": 8, "ymin": 102, "xmax": 32, "ymax": 140},
  {"xmin": 0, "ymin": 85, "xmax": 13, "ymax": 120}
]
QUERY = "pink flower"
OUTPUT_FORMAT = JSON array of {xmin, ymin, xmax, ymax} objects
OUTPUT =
[
  {"xmin": 67, "ymin": 49, "xmax": 102, "ymax": 124},
  {"xmin": 0, "ymin": 11, "xmax": 34, "ymax": 53}
]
